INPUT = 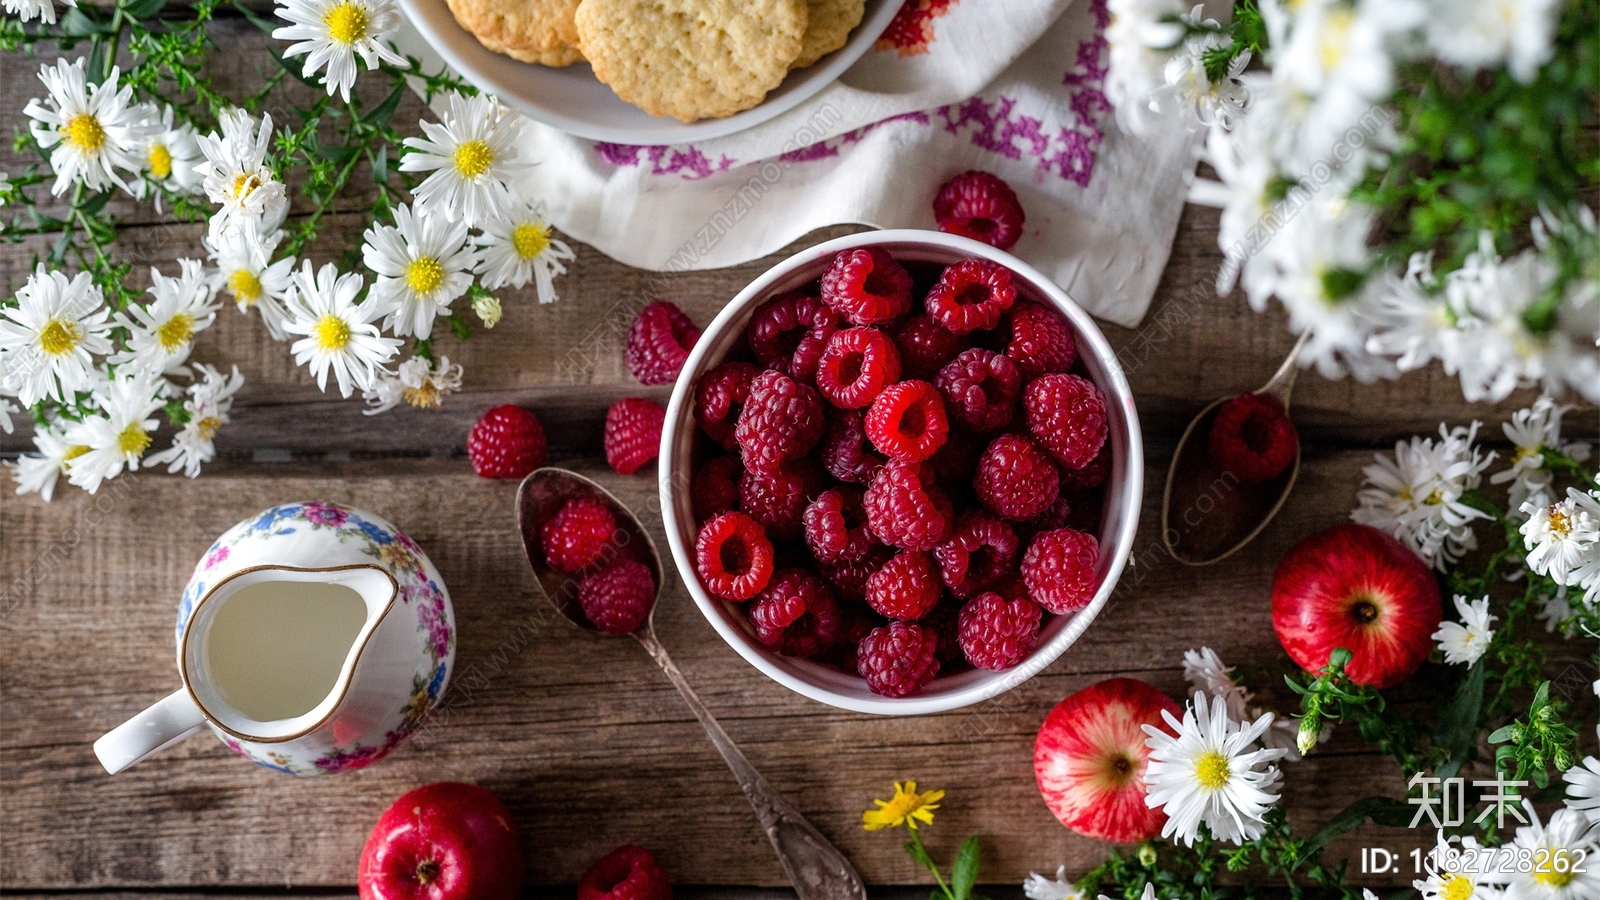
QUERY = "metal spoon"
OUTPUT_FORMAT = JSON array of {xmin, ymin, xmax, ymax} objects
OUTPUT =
[
  {"xmin": 514, "ymin": 467, "xmax": 867, "ymax": 900},
  {"xmin": 1160, "ymin": 331, "xmax": 1310, "ymax": 566}
]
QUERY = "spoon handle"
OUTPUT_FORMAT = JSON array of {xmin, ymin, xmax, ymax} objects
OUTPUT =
[{"xmin": 635, "ymin": 629, "xmax": 867, "ymax": 900}]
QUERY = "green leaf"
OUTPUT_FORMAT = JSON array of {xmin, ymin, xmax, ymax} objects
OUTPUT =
[
  {"xmin": 1434, "ymin": 660, "xmax": 1486, "ymax": 780},
  {"xmin": 60, "ymin": 7, "xmax": 103, "ymax": 34},
  {"xmin": 372, "ymin": 143, "xmax": 387, "ymax": 184},
  {"xmin": 361, "ymin": 82, "xmax": 406, "ymax": 128},
  {"xmin": 1296, "ymin": 797, "xmax": 1414, "ymax": 869},
  {"xmin": 121, "ymin": 0, "xmax": 168, "ymax": 18},
  {"xmin": 76, "ymin": 189, "xmax": 115, "ymax": 217},
  {"xmin": 951, "ymin": 836, "xmax": 981, "ymax": 900}
]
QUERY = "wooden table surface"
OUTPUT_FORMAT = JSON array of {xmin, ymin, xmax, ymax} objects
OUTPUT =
[{"xmin": 4, "ymin": 18, "xmax": 1596, "ymax": 900}]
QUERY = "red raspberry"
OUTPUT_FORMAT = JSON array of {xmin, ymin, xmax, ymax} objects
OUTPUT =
[
  {"xmin": 816, "ymin": 327, "xmax": 902, "ymax": 409},
  {"xmin": 820, "ymin": 408, "xmax": 885, "ymax": 484},
  {"xmin": 802, "ymin": 486, "xmax": 877, "ymax": 565},
  {"xmin": 739, "ymin": 459, "xmax": 825, "ymax": 541},
  {"xmin": 1002, "ymin": 303, "xmax": 1076, "ymax": 377},
  {"xmin": 935, "ymin": 348, "xmax": 1021, "ymax": 432},
  {"xmin": 692, "ymin": 454, "xmax": 743, "ymax": 521},
  {"xmin": 820, "ymin": 247, "xmax": 914, "ymax": 326},
  {"xmin": 467, "ymin": 404, "xmax": 547, "ymax": 479},
  {"xmin": 625, "ymin": 301, "xmax": 701, "ymax": 385},
  {"xmin": 749, "ymin": 569, "xmax": 842, "ymax": 658},
  {"xmin": 1208, "ymin": 392, "xmax": 1298, "ymax": 482},
  {"xmin": 577, "ymin": 558, "xmax": 656, "ymax": 635},
  {"xmin": 1021, "ymin": 527, "xmax": 1100, "ymax": 614},
  {"xmin": 975, "ymin": 434, "xmax": 1060, "ymax": 521},
  {"xmin": 1025, "ymin": 374, "xmax": 1108, "ymax": 470},
  {"xmin": 933, "ymin": 170, "xmax": 1026, "ymax": 251},
  {"xmin": 863, "ymin": 459, "xmax": 953, "ymax": 550},
  {"xmin": 604, "ymin": 398, "xmax": 666, "ymax": 475},
  {"xmin": 734, "ymin": 369, "xmax": 826, "ymax": 472},
  {"xmin": 856, "ymin": 621, "xmax": 940, "ymax": 697},
  {"xmin": 864, "ymin": 549, "xmax": 943, "ymax": 620},
  {"xmin": 695, "ymin": 511, "xmax": 775, "ymax": 600},
  {"xmin": 1058, "ymin": 444, "xmax": 1110, "ymax": 491},
  {"xmin": 920, "ymin": 599, "xmax": 965, "ymax": 666},
  {"xmin": 747, "ymin": 290, "xmax": 838, "ymax": 383},
  {"xmin": 894, "ymin": 314, "xmax": 969, "ymax": 381},
  {"xmin": 865, "ymin": 380, "xmax": 950, "ymax": 463},
  {"xmin": 541, "ymin": 497, "xmax": 618, "ymax": 572},
  {"xmin": 957, "ymin": 591, "xmax": 1042, "ymax": 670},
  {"xmin": 1025, "ymin": 494, "xmax": 1074, "ymax": 534},
  {"xmin": 822, "ymin": 545, "xmax": 894, "ymax": 602},
  {"xmin": 924, "ymin": 259, "xmax": 1018, "ymax": 335},
  {"xmin": 693, "ymin": 361, "xmax": 762, "ymax": 450},
  {"xmin": 925, "ymin": 427, "xmax": 983, "ymax": 484},
  {"xmin": 933, "ymin": 510, "xmax": 1018, "ymax": 599},
  {"xmin": 578, "ymin": 844, "xmax": 672, "ymax": 900}
]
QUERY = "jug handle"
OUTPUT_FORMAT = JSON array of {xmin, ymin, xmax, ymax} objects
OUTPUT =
[{"xmin": 93, "ymin": 688, "xmax": 206, "ymax": 774}]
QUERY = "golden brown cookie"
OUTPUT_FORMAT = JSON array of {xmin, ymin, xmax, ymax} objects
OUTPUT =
[
  {"xmin": 574, "ymin": 0, "xmax": 808, "ymax": 122},
  {"xmin": 445, "ymin": 0, "xmax": 584, "ymax": 67},
  {"xmin": 793, "ymin": 0, "xmax": 865, "ymax": 68}
]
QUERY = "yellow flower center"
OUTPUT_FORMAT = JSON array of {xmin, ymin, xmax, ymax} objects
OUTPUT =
[
  {"xmin": 402, "ymin": 382, "xmax": 442, "ymax": 409},
  {"xmin": 512, "ymin": 221, "xmax": 550, "ymax": 260},
  {"xmin": 1194, "ymin": 750, "xmax": 1231, "ymax": 791},
  {"xmin": 1534, "ymin": 867, "xmax": 1576, "ymax": 889},
  {"xmin": 452, "ymin": 140, "xmax": 493, "ymax": 179},
  {"xmin": 322, "ymin": 1, "xmax": 369, "ymax": 44},
  {"xmin": 195, "ymin": 416, "xmax": 222, "ymax": 441},
  {"xmin": 1319, "ymin": 7, "xmax": 1355, "ymax": 72},
  {"xmin": 404, "ymin": 256, "xmax": 445, "ymax": 295},
  {"xmin": 63, "ymin": 113, "xmax": 106, "ymax": 152},
  {"xmin": 61, "ymin": 444, "xmax": 91, "ymax": 467},
  {"xmin": 37, "ymin": 318, "xmax": 84, "ymax": 357},
  {"xmin": 148, "ymin": 142, "xmax": 173, "ymax": 179},
  {"xmin": 1549, "ymin": 508, "xmax": 1573, "ymax": 539},
  {"xmin": 312, "ymin": 314, "xmax": 352, "ymax": 351},
  {"xmin": 228, "ymin": 171, "xmax": 267, "ymax": 202},
  {"xmin": 1441, "ymin": 874, "xmax": 1474, "ymax": 900},
  {"xmin": 1514, "ymin": 445, "xmax": 1541, "ymax": 464},
  {"xmin": 117, "ymin": 423, "xmax": 151, "ymax": 457},
  {"xmin": 227, "ymin": 268, "xmax": 263, "ymax": 303},
  {"xmin": 1424, "ymin": 489, "xmax": 1444, "ymax": 506},
  {"xmin": 155, "ymin": 313, "xmax": 196, "ymax": 351}
]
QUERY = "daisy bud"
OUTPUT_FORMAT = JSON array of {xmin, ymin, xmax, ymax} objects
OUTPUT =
[
  {"xmin": 1297, "ymin": 713, "xmax": 1321, "ymax": 757},
  {"xmin": 1137, "ymin": 844, "xmax": 1158, "ymax": 867},
  {"xmin": 473, "ymin": 292, "xmax": 502, "ymax": 328}
]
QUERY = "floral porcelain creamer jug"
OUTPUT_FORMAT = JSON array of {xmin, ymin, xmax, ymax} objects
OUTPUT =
[{"xmin": 93, "ymin": 502, "xmax": 455, "ymax": 775}]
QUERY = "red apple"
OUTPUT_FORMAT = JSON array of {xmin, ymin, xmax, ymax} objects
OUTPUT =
[
  {"xmin": 1272, "ymin": 522, "xmax": 1441, "ymax": 689},
  {"xmin": 1033, "ymin": 677, "xmax": 1181, "ymax": 843},
  {"xmin": 358, "ymin": 782, "xmax": 524, "ymax": 900}
]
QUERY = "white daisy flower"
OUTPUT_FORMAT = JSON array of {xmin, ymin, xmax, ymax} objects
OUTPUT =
[
  {"xmin": 130, "ymin": 104, "xmax": 204, "ymax": 203},
  {"xmin": 362, "ymin": 354, "xmax": 463, "ymax": 415},
  {"xmin": 361, "ymin": 203, "xmax": 477, "ymax": 339},
  {"xmin": 111, "ymin": 259, "xmax": 218, "ymax": 376},
  {"xmin": 1520, "ymin": 490, "xmax": 1600, "ymax": 586},
  {"xmin": 1492, "ymin": 398, "xmax": 1594, "ymax": 515},
  {"xmin": 1565, "ymin": 757, "xmax": 1600, "ymax": 824},
  {"xmin": 3, "ymin": 424, "xmax": 84, "ymax": 502},
  {"xmin": 23, "ymin": 59, "xmax": 152, "ymax": 196},
  {"xmin": 146, "ymin": 364, "xmax": 244, "ymax": 478},
  {"xmin": 204, "ymin": 227, "xmax": 295, "ymax": 340},
  {"xmin": 1535, "ymin": 583, "xmax": 1578, "ymax": 635},
  {"xmin": 1432, "ymin": 594, "xmax": 1496, "ymax": 666},
  {"xmin": 400, "ymin": 92, "xmax": 530, "ymax": 229},
  {"xmin": 1155, "ymin": 21, "xmax": 1249, "ymax": 129},
  {"xmin": 473, "ymin": 201, "xmax": 575, "ymax": 300},
  {"xmin": 1023, "ymin": 866, "xmax": 1083, "ymax": 900},
  {"xmin": 1183, "ymin": 646, "xmax": 1314, "ymax": 760},
  {"xmin": 1188, "ymin": 124, "xmax": 1278, "ymax": 293},
  {"xmin": 4, "ymin": 0, "xmax": 76, "ymax": 23},
  {"xmin": 1352, "ymin": 422, "xmax": 1496, "ymax": 571},
  {"xmin": 0, "ymin": 267, "xmax": 114, "ymax": 406},
  {"xmin": 1483, "ymin": 804, "xmax": 1600, "ymax": 900},
  {"xmin": 1275, "ymin": 0, "xmax": 1421, "ymax": 106},
  {"xmin": 1142, "ymin": 690, "xmax": 1287, "ymax": 846},
  {"xmin": 1415, "ymin": 830, "xmax": 1502, "ymax": 900},
  {"xmin": 61, "ymin": 369, "xmax": 164, "ymax": 494},
  {"xmin": 195, "ymin": 109, "xmax": 288, "ymax": 259},
  {"xmin": 271, "ymin": 0, "xmax": 406, "ymax": 103},
  {"xmin": 1365, "ymin": 251, "xmax": 1462, "ymax": 374},
  {"xmin": 0, "ymin": 396, "xmax": 16, "ymax": 433},
  {"xmin": 1103, "ymin": 0, "xmax": 1188, "ymax": 135},
  {"xmin": 1425, "ymin": 0, "xmax": 1562, "ymax": 83},
  {"xmin": 280, "ymin": 260, "xmax": 400, "ymax": 397}
]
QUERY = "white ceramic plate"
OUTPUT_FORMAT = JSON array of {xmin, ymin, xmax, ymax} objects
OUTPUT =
[{"xmin": 396, "ymin": 0, "xmax": 902, "ymax": 144}]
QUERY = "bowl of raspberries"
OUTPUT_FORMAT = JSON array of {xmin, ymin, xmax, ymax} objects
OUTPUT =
[{"xmin": 659, "ymin": 230, "xmax": 1142, "ymax": 714}]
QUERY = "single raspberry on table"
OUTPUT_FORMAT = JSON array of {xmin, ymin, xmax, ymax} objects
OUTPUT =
[
  {"xmin": 1021, "ymin": 527, "xmax": 1100, "ymax": 614},
  {"xmin": 924, "ymin": 258, "xmax": 1018, "ymax": 335},
  {"xmin": 1025, "ymin": 373, "xmax": 1108, "ymax": 470},
  {"xmin": 749, "ymin": 569, "xmax": 842, "ymax": 658},
  {"xmin": 739, "ymin": 458, "xmax": 825, "ymax": 541},
  {"xmin": 820, "ymin": 247, "xmax": 914, "ymax": 325},
  {"xmin": 746, "ymin": 290, "xmax": 838, "ymax": 383},
  {"xmin": 734, "ymin": 369, "xmax": 826, "ymax": 472},
  {"xmin": 865, "ymin": 380, "xmax": 950, "ymax": 463},
  {"xmin": 577, "ymin": 558, "xmax": 656, "ymax": 635},
  {"xmin": 816, "ymin": 326, "xmax": 903, "ymax": 409},
  {"xmin": 802, "ymin": 485, "xmax": 877, "ymax": 566},
  {"xmin": 1002, "ymin": 302, "xmax": 1076, "ymax": 377},
  {"xmin": 691, "ymin": 454, "xmax": 743, "ymax": 521},
  {"xmin": 935, "ymin": 348, "xmax": 1021, "ymax": 432},
  {"xmin": 625, "ymin": 301, "xmax": 701, "ymax": 385},
  {"xmin": 695, "ymin": 511, "xmax": 775, "ymax": 600},
  {"xmin": 578, "ymin": 844, "xmax": 672, "ymax": 900},
  {"xmin": 1058, "ymin": 444, "xmax": 1110, "ymax": 492},
  {"xmin": 822, "ymin": 545, "xmax": 895, "ymax": 602},
  {"xmin": 933, "ymin": 170, "xmax": 1026, "ymax": 251},
  {"xmin": 957, "ymin": 591, "xmax": 1042, "ymax": 670},
  {"xmin": 933, "ymin": 510, "xmax": 1019, "ymax": 599},
  {"xmin": 1208, "ymin": 392, "xmax": 1298, "ymax": 482},
  {"xmin": 467, "ymin": 404, "xmax": 547, "ymax": 479},
  {"xmin": 865, "ymin": 549, "xmax": 943, "ymax": 620},
  {"xmin": 693, "ymin": 361, "xmax": 762, "ymax": 450},
  {"xmin": 894, "ymin": 314, "xmax": 969, "ymax": 381},
  {"xmin": 863, "ymin": 459, "xmax": 953, "ymax": 550},
  {"xmin": 856, "ymin": 621, "xmax": 940, "ymax": 697},
  {"xmin": 604, "ymin": 398, "xmax": 666, "ymax": 475},
  {"xmin": 541, "ymin": 497, "xmax": 618, "ymax": 572},
  {"xmin": 974, "ymin": 433, "xmax": 1060, "ymax": 521},
  {"xmin": 820, "ymin": 408, "xmax": 885, "ymax": 484}
]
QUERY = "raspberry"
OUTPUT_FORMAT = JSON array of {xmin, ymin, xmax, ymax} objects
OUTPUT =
[
  {"xmin": 935, "ymin": 348, "xmax": 1021, "ymax": 432},
  {"xmin": 467, "ymin": 404, "xmax": 547, "ymax": 479},
  {"xmin": 692, "ymin": 454, "xmax": 743, "ymax": 521},
  {"xmin": 747, "ymin": 290, "xmax": 838, "ymax": 383},
  {"xmin": 933, "ymin": 170, "xmax": 1026, "ymax": 251},
  {"xmin": 625, "ymin": 301, "xmax": 701, "ymax": 385},
  {"xmin": 541, "ymin": 497, "xmax": 618, "ymax": 572},
  {"xmin": 863, "ymin": 459, "xmax": 953, "ymax": 550},
  {"xmin": 865, "ymin": 380, "xmax": 950, "ymax": 463},
  {"xmin": 1058, "ymin": 444, "xmax": 1110, "ymax": 492},
  {"xmin": 1002, "ymin": 303, "xmax": 1076, "ymax": 377},
  {"xmin": 578, "ymin": 844, "xmax": 672, "ymax": 900},
  {"xmin": 975, "ymin": 434, "xmax": 1060, "ymax": 521},
  {"xmin": 933, "ymin": 510, "xmax": 1019, "ymax": 599},
  {"xmin": 695, "ymin": 511, "xmax": 775, "ymax": 600},
  {"xmin": 820, "ymin": 408, "xmax": 885, "ymax": 484},
  {"xmin": 957, "ymin": 591, "xmax": 1042, "ymax": 670},
  {"xmin": 1208, "ymin": 392, "xmax": 1299, "ymax": 482},
  {"xmin": 1021, "ymin": 527, "xmax": 1100, "ymax": 614},
  {"xmin": 604, "ymin": 398, "xmax": 666, "ymax": 475},
  {"xmin": 894, "ymin": 314, "xmax": 969, "ymax": 381},
  {"xmin": 856, "ymin": 621, "xmax": 940, "ymax": 697},
  {"xmin": 749, "ymin": 569, "xmax": 842, "ymax": 657},
  {"xmin": 820, "ymin": 247, "xmax": 914, "ymax": 326},
  {"xmin": 1026, "ymin": 494, "xmax": 1074, "ymax": 533},
  {"xmin": 816, "ymin": 327, "xmax": 903, "ymax": 409},
  {"xmin": 694, "ymin": 361, "xmax": 762, "ymax": 450},
  {"xmin": 1025, "ymin": 374, "xmax": 1108, "ymax": 470},
  {"xmin": 739, "ymin": 459, "xmax": 824, "ymax": 541},
  {"xmin": 920, "ymin": 600, "xmax": 966, "ymax": 666},
  {"xmin": 925, "ymin": 427, "xmax": 983, "ymax": 485},
  {"xmin": 828, "ymin": 602, "xmax": 886, "ymax": 672},
  {"xmin": 577, "ymin": 559, "xmax": 656, "ymax": 635},
  {"xmin": 803, "ymin": 486, "xmax": 877, "ymax": 565},
  {"xmin": 734, "ymin": 369, "xmax": 826, "ymax": 472},
  {"xmin": 822, "ymin": 545, "xmax": 894, "ymax": 601},
  {"xmin": 924, "ymin": 259, "xmax": 1018, "ymax": 335},
  {"xmin": 865, "ymin": 549, "xmax": 943, "ymax": 620}
]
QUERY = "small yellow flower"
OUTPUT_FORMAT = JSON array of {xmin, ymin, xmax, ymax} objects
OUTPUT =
[{"xmin": 862, "ymin": 781, "xmax": 944, "ymax": 831}]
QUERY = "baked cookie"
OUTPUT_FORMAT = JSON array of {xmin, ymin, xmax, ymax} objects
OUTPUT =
[
  {"xmin": 793, "ymin": 0, "xmax": 865, "ymax": 68},
  {"xmin": 446, "ymin": 0, "xmax": 584, "ymax": 67},
  {"xmin": 575, "ymin": 0, "xmax": 808, "ymax": 122}
]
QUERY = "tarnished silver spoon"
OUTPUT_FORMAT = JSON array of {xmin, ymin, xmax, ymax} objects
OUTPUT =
[{"xmin": 515, "ymin": 467, "xmax": 867, "ymax": 900}]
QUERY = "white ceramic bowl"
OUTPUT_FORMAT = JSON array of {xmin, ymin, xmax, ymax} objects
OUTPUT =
[
  {"xmin": 396, "ymin": 0, "xmax": 901, "ymax": 143},
  {"xmin": 659, "ymin": 230, "xmax": 1144, "ymax": 715}
]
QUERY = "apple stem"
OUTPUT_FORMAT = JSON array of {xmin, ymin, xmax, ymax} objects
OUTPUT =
[{"xmin": 415, "ymin": 859, "xmax": 440, "ymax": 885}]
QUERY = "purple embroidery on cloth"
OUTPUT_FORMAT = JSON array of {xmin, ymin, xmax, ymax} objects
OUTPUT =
[{"xmin": 592, "ymin": 142, "xmax": 734, "ymax": 179}]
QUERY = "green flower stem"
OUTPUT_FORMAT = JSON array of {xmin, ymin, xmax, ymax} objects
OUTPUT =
[{"xmin": 905, "ymin": 828, "xmax": 955, "ymax": 900}]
